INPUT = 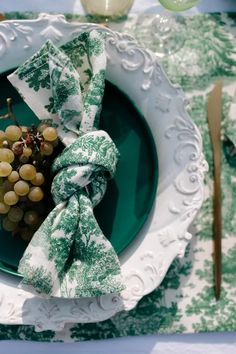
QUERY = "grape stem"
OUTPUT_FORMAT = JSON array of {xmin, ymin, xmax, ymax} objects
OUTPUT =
[{"xmin": 0, "ymin": 98, "xmax": 20, "ymax": 126}]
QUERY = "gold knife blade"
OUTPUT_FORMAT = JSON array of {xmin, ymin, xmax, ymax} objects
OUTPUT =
[{"xmin": 207, "ymin": 80, "xmax": 223, "ymax": 301}]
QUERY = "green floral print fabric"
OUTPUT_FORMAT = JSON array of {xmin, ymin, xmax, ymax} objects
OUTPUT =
[{"xmin": 8, "ymin": 31, "xmax": 124, "ymax": 298}]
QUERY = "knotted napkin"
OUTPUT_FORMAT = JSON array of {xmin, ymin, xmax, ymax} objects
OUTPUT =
[{"xmin": 8, "ymin": 31, "xmax": 125, "ymax": 298}]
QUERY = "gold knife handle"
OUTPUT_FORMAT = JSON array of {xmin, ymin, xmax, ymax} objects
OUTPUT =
[
  {"xmin": 212, "ymin": 142, "xmax": 221, "ymax": 300},
  {"xmin": 207, "ymin": 80, "xmax": 223, "ymax": 301}
]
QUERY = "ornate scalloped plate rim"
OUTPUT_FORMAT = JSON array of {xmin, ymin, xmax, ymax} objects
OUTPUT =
[{"xmin": 0, "ymin": 13, "xmax": 207, "ymax": 331}]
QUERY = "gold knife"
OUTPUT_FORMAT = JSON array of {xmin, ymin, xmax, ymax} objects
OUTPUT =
[{"xmin": 207, "ymin": 80, "xmax": 223, "ymax": 301}]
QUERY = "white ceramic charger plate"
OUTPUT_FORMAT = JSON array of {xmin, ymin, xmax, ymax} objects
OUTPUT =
[{"xmin": 0, "ymin": 13, "xmax": 207, "ymax": 331}]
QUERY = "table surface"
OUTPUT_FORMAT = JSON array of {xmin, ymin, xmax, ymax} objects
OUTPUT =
[{"xmin": 1, "ymin": 1, "xmax": 236, "ymax": 353}]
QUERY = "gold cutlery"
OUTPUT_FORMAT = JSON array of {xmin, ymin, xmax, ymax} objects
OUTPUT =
[{"xmin": 207, "ymin": 80, "xmax": 223, "ymax": 301}]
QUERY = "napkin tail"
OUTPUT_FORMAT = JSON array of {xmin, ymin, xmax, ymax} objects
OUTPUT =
[
  {"xmin": 18, "ymin": 194, "xmax": 124, "ymax": 298},
  {"xmin": 59, "ymin": 193, "xmax": 125, "ymax": 298}
]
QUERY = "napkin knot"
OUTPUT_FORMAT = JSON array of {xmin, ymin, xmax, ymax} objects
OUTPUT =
[{"xmin": 52, "ymin": 130, "xmax": 119, "ymax": 206}]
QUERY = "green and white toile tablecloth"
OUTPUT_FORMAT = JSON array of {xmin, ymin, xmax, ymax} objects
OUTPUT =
[{"xmin": 1, "ymin": 12, "xmax": 236, "ymax": 341}]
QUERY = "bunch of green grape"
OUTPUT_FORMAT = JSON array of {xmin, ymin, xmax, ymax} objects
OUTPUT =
[{"xmin": 0, "ymin": 124, "xmax": 60, "ymax": 241}]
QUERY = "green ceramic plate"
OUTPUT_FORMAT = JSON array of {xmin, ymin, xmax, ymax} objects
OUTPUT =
[{"xmin": 0, "ymin": 70, "xmax": 158, "ymax": 277}]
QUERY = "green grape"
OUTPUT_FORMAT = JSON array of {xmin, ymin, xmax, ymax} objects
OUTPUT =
[
  {"xmin": 14, "ymin": 180, "xmax": 30, "ymax": 196},
  {"xmin": 19, "ymin": 164, "xmax": 36, "ymax": 181},
  {"xmin": 42, "ymin": 127, "xmax": 57, "ymax": 142},
  {"xmin": 0, "ymin": 162, "xmax": 12, "ymax": 177},
  {"xmin": 0, "ymin": 131, "xmax": 6, "ymax": 143},
  {"xmin": 31, "ymin": 217, "xmax": 43, "ymax": 230},
  {"xmin": 37, "ymin": 123, "xmax": 48, "ymax": 133},
  {"xmin": 20, "ymin": 126, "xmax": 28, "ymax": 134},
  {"xmin": 8, "ymin": 206, "xmax": 24, "ymax": 222},
  {"xmin": 24, "ymin": 210, "xmax": 39, "ymax": 225},
  {"xmin": 28, "ymin": 187, "xmax": 44, "ymax": 202},
  {"xmin": 5, "ymin": 125, "xmax": 22, "ymax": 141},
  {"xmin": 4, "ymin": 191, "xmax": 19, "ymax": 205},
  {"xmin": 0, "ymin": 186, "xmax": 5, "ymax": 201},
  {"xmin": 18, "ymin": 201, "xmax": 28, "ymax": 211},
  {"xmin": 0, "ymin": 148, "xmax": 14, "ymax": 163},
  {"xmin": 31, "ymin": 172, "xmax": 45, "ymax": 186},
  {"xmin": 40, "ymin": 142, "xmax": 53, "ymax": 156},
  {"xmin": 0, "ymin": 202, "xmax": 10, "ymax": 214},
  {"xmin": 19, "ymin": 155, "xmax": 29, "ymax": 164},
  {"xmin": 8, "ymin": 171, "xmax": 19, "ymax": 183},
  {"xmin": 20, "ymin": 227, "xmax": 34, "ymax": 242},
  {"xmin": 2, "ymin": 217, "xmax": 18, "ymax": 232},
  {"xmin": 0, "ymin": 123, "xmax": 60, "ymax": 237},
  {"xmin": 2, "ymin": 180, "xmax": 14, "ymax": 192},
  {"xmin": 23, "ymin": 147, "xmax": 32, "ymax": 157}
]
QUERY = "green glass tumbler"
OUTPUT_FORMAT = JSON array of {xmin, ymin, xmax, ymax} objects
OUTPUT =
[{"xmin": 81, "ymin": 0, "xmax": 135, "ymax": 21}]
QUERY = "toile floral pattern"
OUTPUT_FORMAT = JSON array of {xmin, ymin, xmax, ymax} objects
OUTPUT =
[
  {"xmin": 1, "ymin": 12, "xmax": 236, "ymax": 341},
  {"xmin": 8, "ymin": 30, "xmax": 124, "ymax": 298}
]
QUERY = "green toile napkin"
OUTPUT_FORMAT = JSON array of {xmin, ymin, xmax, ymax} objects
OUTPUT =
[{"xmin": 8, "ymin": 30, "xmax": 125, "ymax": 298}]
